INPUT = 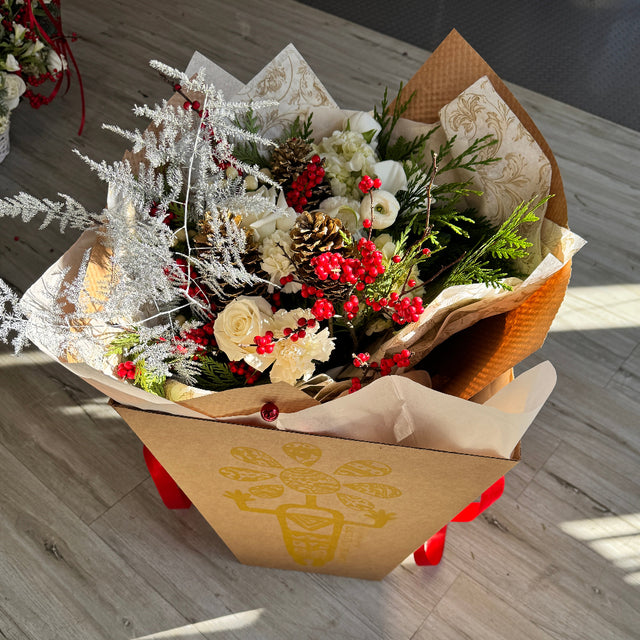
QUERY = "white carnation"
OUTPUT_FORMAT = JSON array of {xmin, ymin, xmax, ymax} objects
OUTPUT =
[{"xmin": 269, "ymin": 327, "xmax": 333, "ymax": 385}]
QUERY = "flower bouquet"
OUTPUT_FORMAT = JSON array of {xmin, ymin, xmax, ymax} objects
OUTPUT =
[
  {"xmin": 0, "ymin": 32, "xmax": 583, "ymax": 579},
  {"xmin": 0, "ymin": 0, "xmax": 83, "ymax": 161}
]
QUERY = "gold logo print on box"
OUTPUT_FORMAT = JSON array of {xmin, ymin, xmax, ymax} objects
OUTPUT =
[{"xmin": 219, "ymin": 443, "xmax": 402, "ymax": 567}]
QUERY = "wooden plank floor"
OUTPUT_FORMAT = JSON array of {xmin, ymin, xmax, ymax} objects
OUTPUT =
[{"xmin": 0, "ymin": 1, "xmax": 639, "ymax": 638}]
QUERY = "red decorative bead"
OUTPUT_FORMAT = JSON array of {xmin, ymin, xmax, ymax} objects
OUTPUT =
[{"xmin": 260, "ymin": 402, "xmax": 279, "ymax": 422}]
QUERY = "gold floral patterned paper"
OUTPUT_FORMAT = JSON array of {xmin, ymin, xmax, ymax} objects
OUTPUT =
[
  {"xmin": 440, "ymin": 76, "xmax": 552, "ymax": 274},
  {"xmin": 232, "ymin": 44, "xmax": 338, "ymax": 139}
]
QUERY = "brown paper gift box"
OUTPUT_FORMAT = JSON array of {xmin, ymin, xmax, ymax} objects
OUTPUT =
[{"xmin": 106, "ymin": 30, "xmax": 570, "ymax": 580}]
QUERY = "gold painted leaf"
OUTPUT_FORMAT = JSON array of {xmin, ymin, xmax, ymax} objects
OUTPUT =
[
  {"xmin": 280, "ymin": 467, "xmax": 340, "ymax": 494},
  {"xmin": 231, "ymin": 447, "xmax": 283, "ymax": 468},
  {"xmin": 219, "ymin": 467, "xmax": 277, "ymax": 482},
  {"xmin": 249, "ymin": 484, "xmax": 285, "ymax": 499},
  {"xmin": 336, "ymin": 493, "xmax": 376, "ymax": 512},
  {"xmin": 334, "ymin": 460, "xmax": 392, "ymax": 477},
  {"xmin": 282, "ymin": 442, "xmax": 322, "ymax": 466},
  {"xmin": 344, "ymin": 483, "xmax": 402, "ymax": 499}
]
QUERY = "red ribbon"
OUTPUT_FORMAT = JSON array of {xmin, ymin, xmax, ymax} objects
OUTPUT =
[
  {"xmin": 25, "ymin": 0, "xmax": 85, "ymax": 134},
  {"xmin": 413, "ymin": 476, "xmax": 505, "ymax": 565},
  {"xmin": 142, "ymin": 445, "xmax": 192, "ymax": 509}
]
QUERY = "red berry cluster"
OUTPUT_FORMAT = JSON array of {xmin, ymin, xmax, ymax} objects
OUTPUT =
[
  {"xmin": 388, "ymin": 293, "xmax": 425, "ymax": 325},
  {"xmin": 229, "ymin": 361, "xmax": 260, "ymax": 385},
  {"xmin": 116, "ymin": 361, "xmax": 136, "ymax": 380},
  {"xmin": 254, "ymin": 331, "xmax": 275, "ymax": 354},
  {"xmin": 358, "ymin": 175, "xmax": 381, "ymax": 194},
  {"xmin": 282, "ymin": 317, "xmax": 316, "ymax": 342},
  {"xmin": 310, "ymin": 299, "xmax": 334, "ymax": 321},
  {"xmin": 301, "ymin": 283, "xmax": 325, "ymax": 299},
  {"xmin": 343, "ymin": 294, "xmax": 360, "ymax": 320},
  {"xmin": 285, "ymin": 154, "xmax": 326, "ymax": 213},
  {"xmin": 180, "ymin": 321, "xmax": 216, "ymax": 353},
  {"xmin": 356, "ymin": 238, "xmax": 385, "ymax": 286},
  {"xmin": 348, "ymin": 348, "xmax": 413, "ymax": 393},
  {"xmin": 149, "ymin": 202, "xmax": 175, "ymax": 225},
  {"xmin": 172, "ymin": 258, "xmax": 210, "ymax": 303}
]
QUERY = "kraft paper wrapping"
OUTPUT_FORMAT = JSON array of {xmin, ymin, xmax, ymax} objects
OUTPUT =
[{"xmin": 21, "ymin": 32, "xmax": 576, "ymax": 458}]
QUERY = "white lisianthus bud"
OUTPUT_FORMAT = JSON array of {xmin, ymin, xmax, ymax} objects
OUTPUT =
[
  {"xmin": 1, "ymin": 72, "xmax": 26, "ymax": 110},
  {"xmin": 26, "ymin": 40, "xmax": 45, "ymax": 57},
  {"xmin": 373, "ymin": 233, "xmax": 397, "ymax": 263},
  {"xmin": 164, "ymin": 379, "xmax": 210, "ymax": 403},
  {"xmin": 12, "ymin": 23, "xmax": 27, "ymax": 43},
  {"xmin": 244, "ymin": 174, "xmax": 259, "ymax": 191},
  {"xmin": 344, "ymin": 111, "xmax": 382, "ymax": 149},
  {"xmin": 47, "ymin": 49, "xmax": 67, "ymax": 73},
  {"xmin": 360, "ymin": 189, "xmax": 400, "ymax": 229},
  {"xmin": 373, "ymin": 160, "xmax": 407, "ymax": 195},
  {"xmin": 318, "ymin": 196, "xmax": 361, "ymax": 234},
  {"xmin": 5, "ymin": 54, "xmax": 20, "ymax": 72}
]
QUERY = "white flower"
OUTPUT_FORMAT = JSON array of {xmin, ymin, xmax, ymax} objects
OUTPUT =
[
  {"xmin": 12, "ymin": 23, "xmax": 27, "ymax": 43},
  {"xmin": 360, "ymin": 189, "xmax": 400, "ymax": 229},
  {"xmin": 260, "ymin": 230, "xmax": 300, "ymax": 293},
  {"xmin": 313, "ymin": 129, "xmax": 378, "ymax": 199},
  {"xmin": 269, "ymin": 327, "xmax": 333, "ymax": 385},
  {"xmin": 1, "ymin": 72, "xmax": 26, "ymax": 111},
  {"xmin": 47, "ymin": 50, "xmax": 67, "ymax": 74},
  {"xmin": 4, "ymin": 54, "xmax": 20, "ymax": 72},
  {"xmin": 213, "ymin": 296, "xmax": 274, "ymax": 369},
  {"xmin": 164, "ymin": 379, "xmax": 210, "ymax": 403},
  {"xmin": 236, "ymin": 186, "xmax": 295, "ymax": 242},
  {"xmin": 318, "ymin": 196, "xmax": 361, "ymax": 234},
  {"xmin": 25, "ymin": 40, "xmax": 45, "ymax": 57},
  {"xmin": 344, "ymin": 111, "xmax": 381, "ymax": 149},
  {"xmin": 373, "ymin": 233, "xmax": 397, "ymax": 263},
  {"xmin": 373, "ymin": 160, "xmax": 407, "ymax": 195}
]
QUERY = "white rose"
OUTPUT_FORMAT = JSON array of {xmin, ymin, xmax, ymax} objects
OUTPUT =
[
  {"xmin": 1, "ymin": 73, "xmax": 26, "ymax": 111},
  {"xmin": 4, "ymin": 54, "xmax": 20, "ymax": 72},
  {"xmin": 47, "ymin": 50, "xmax": 67, "ymax": 74},
  {"xmin": 269, "ymin": 327, "xmax": 333, "ymax": 385},
  {"xmin": 318, "ymin": 196, "xmax": 361, "ymax": 234},
  {"xmin": 344, "ymin": 111, "xmax": 381, "ymax": 149},
  {"xmin": 360, "ymin": 189, "xmax": 400, "ymax": 229},
  {"xmin": 373, "ymin": 160, "xmax": 407, "ymax": 195},
  {"xmin": 213, "ymin": 296, "xmax": 274, "ymax": 368}
]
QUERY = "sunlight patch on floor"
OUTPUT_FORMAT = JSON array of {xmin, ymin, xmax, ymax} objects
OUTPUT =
[
  {"xmin": 560, "ymin": 513, "xmax": 640, "ymax": 586},
  {"xmin": 135, "ymin": 609, "xmax": 264, "ymax": 639},
  {"xmin": 550, "ymin": 284, "xmax": 640, "ymax": 332}
]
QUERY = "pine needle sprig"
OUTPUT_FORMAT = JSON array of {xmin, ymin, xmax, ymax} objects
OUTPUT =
[
  {"xmin": 440, "ymin": 195, "xmax": 550, "ymax": 290},
  {"xmin": 195, "ymin": 355, "xmax": 246, "ymax": 391},
  {"xmin": 373, "ymin": 83, "xmax": 418, "ymax": 160}
]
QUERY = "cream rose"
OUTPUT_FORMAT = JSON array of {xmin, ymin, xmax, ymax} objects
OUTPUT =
[
  {"xmin": 164, "ymin": 379, "xmax": 211, "ymax": 403},
  {"xmin": 1, "ymin": 73, "xmax": 26, "ymax": 111},
  {"xmin": 360, "ymin": 189, "xmax": 400, "ymax": 229},
  {"xmin": 213, "ymin": 296, "xmax": 274, "ymax": 368}
]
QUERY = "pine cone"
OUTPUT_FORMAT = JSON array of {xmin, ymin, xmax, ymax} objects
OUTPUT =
[
  {"xmin": 270, "ymin": 137, "xmax": 312, "ymax": 185},
  {"xmin": 290, "ymin": 210, "xmax": 354, "ymax": 300},
  {"xmin": 304, "ymin": 179, "xmax": 333, "ymax": 211}
]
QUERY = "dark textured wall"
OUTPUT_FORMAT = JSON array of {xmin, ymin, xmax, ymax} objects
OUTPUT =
[{"xmin": 296, "ymin": 0, "xmax": 639, "ymax": 131}]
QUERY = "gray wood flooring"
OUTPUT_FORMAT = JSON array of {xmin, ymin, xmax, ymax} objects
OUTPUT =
[{"xmin": 0, "ymin": 1, "xmax": 638, "ymax": 638}]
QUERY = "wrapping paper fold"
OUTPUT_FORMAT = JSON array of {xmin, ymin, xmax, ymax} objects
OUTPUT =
[{"xmin": 20, "ymin": 31, "xmax": 579, "ymax": 579}]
